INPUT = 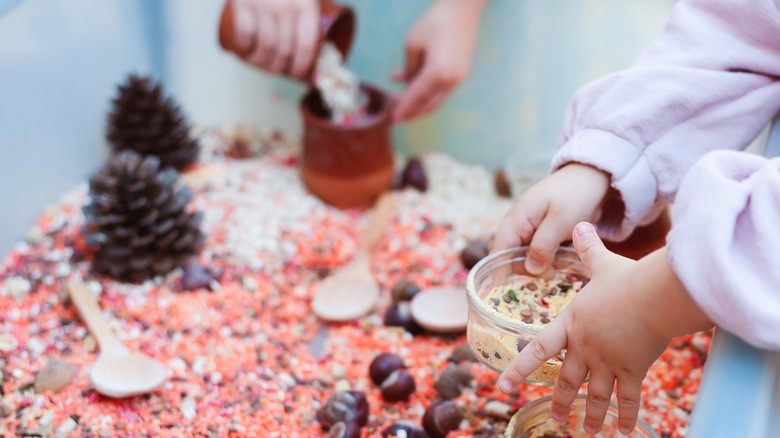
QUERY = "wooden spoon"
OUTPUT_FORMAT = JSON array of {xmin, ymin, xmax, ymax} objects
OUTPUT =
[
  {"xmin": 67, "ymin": 280, "xmax": 167, "ymax": 398},
  {"xmin": 312, "ymin": 193, "xmax": 396, "ymax": 321}
]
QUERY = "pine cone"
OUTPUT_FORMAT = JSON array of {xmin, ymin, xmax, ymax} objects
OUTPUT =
[
  {"xmin": 82, "ymin": 150, "xmax": 205, "ymax": 283},
  {"xmin": 107, "ymin": 74, "xmax": 199, "ymax": 170}
]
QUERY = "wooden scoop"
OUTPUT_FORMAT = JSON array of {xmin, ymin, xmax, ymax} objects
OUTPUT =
[
  {"xmin": 67, "ymin": 280, "xmax": 166, "ymax": 398},
  {"xmin": 312, "ymin": 193, "xmax": 396, "ymax": 321}
]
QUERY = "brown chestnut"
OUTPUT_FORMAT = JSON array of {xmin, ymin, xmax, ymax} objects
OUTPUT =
[
  {"xmin": 422, "ymin": 401, "xmax": 463, "ymax": 438},
  {"xmin": 494, "ymin": 169, "xmax": 512, "ymax": 198},
  {"xmin": 328, "ymin": 421, "xmax": 361, "ymax": 438},
  {"xmin": 448, "ymin": 343, "xmax": 478, "ymax": 363},
  {"xmin": 384, "ymin": 301, "xmax": 423, "ymax": 334},
  {"xmin": 433, "ymin": 365, "xmax": 473, "ymax": 400},
  {"xmin": 460, "ymin": 240, "xmax": 489, "ymax": 270},
  {"xmin": 382, "ymin": 421, "xmax": 430, "ymax": 438},
  {"xmin": 317, "ymin": 391, "xmax": 369, "ymax": 430},
  {"xmin": 391, "ymin": 278, "xmax": 421, "ymax": 303},
  {"xmin": 380, "ymin": 369, "xmax": 416, "ymax": 402},
  {"xmin": 401, "ymin": 157, "xmax": 428, "ymax": 192},
  {"xmin": 369, "ymin": 353, "xmax": 405, "ymax": 386}
]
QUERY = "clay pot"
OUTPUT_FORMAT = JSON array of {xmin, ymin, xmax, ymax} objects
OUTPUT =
[
  {"xmin": 603, "ymin": 208, "xmax": 672, "ymax": 260},
  {"xmin": 300, "ymin": 84, "xmax": 395, "ymax": 209},
  {"xmin": 218, "ymin": 0, "xmax": 355, "ymax": 81}
]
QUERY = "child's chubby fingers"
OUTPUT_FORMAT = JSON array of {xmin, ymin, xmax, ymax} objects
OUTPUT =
[
  {"xmin": 550, "ymin": 353, "xmax": 589, "ymax": 421},
  {"xmin": 615, "ymin": 375, "xmax": 644, "ymax": 435},
  {"xmin": 490, "ymin": 199, "xmax": 545, "ymax": 254},
  {"xmin": 497, "ymin": 314, "xmax": 568, "ymax": 392},
  {"xmin": 583, "ymin": 371, "xmax": 616, "ymax": 435}
]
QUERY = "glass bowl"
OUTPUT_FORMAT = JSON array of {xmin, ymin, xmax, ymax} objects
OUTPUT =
[
  {"xmin": 466, "ymin": 246, "xmax": 589, "ymax": 385},
  {"xmin": 505, "ymin": 394, "xmax": 659, "ymax": 437}
]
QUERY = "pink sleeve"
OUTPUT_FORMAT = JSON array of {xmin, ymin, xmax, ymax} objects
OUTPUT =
[
  {"xmin": 552, "ymin": 0, "xmax": 780, "ymax": 240},
  {"xmin": 667, "ymin": 150, "xmax": 780, "ymax": 350}
]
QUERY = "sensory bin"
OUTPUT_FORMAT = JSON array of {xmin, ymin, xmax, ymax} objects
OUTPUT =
[{"xmin": 0, "ymin": 126, "xmax": 710, "ymax": 437}]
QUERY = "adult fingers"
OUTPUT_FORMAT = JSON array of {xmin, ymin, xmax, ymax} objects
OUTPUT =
[
  {"xmin": 266, "ymin": 10, "xmax": 294, "ymax": 74},
  {"xmin": 498, "ymin": 316, "xmax": 567, "ymax": 392},
  {"xmin": 231, "ymin": 0, "xmax": 258, "ymax": 54},
  {"xmin": 290, "ymin": 6, "xmax": 318, "ymax": 78},
  {"xmin": 392, "ymin": 67, "xmax": 440, "ymax": 122},
  {"xmin": 247, "ymin": 6, "xmax": 277, "ymax": 69}
]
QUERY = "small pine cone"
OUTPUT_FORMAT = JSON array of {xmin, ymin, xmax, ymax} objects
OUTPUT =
[
  {"xmin": 107, "ymin": 74, "xmax": 199, "ymax": 170},
  {"xmin": 82, "ymin": 150, "xmax": 205, "ymax": 283}
]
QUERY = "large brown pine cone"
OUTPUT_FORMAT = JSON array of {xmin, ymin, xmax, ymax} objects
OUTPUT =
[
  {"xmin": 82, "ymin": 150, "xmax": 204, "ymax": 283},
  {"xmin": 107, "ymin": 74, "xmax": 199, "ymax": 170}
]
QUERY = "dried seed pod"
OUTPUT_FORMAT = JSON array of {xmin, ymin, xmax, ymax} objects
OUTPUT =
[
  {"xmin": 369, "ymin": 353, "xmax": 405, "ymax": 386},
  {"xmin": 380, "ymin": 369, "xmax": 416, "ymax": 402},
  {"xmin": 382, "ymin": 421, "xmax": 429, "ymax": 438},
  {"xmin": 494, "ymin": 169, "xmax": 512, "ymax": 198},
  {"xmin": 401, "ymin": 157, "xmax": 428, "ymax": 192},
  {"xmin": 317, "ymin": 391, "xmax": 369, "ymax": 431},
  {"xmin": 433, "ymin": 365, "xmax": 473, "ymax": 400},
  {"xmin": 384, "ymin": 302, "xmax": 423, "ymax": 334},
  {"xmin": 328, "ymin": 421, "xmax": 361, "ymax": 438},
  {"xmin": 422, "ymin": 401, "xmax": 463, "ymax": 438},
  {"xmin": 460, "ymin": 240, "xmax": 489, "ymax": 270},
  {"xmin": 391, "ymin": 278, "xmax": 421, "ymax": 303}
]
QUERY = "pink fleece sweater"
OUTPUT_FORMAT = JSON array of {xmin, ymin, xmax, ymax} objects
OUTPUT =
[{"xmin": 551, "ymin": 0, "xmax": 780, "ymax": 349}]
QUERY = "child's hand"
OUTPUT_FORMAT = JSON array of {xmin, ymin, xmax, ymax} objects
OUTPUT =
[
  {"xmin": 230, "ymin": 0, "xmax": 319, "ymax": 78},
  {"xmin": 492, "ymin": 164, "xmax": 610, "ymax": 274},
  {"xmin": 497, "ymin": 222, "xmax": 712, "ymax": 434},
  {"xmin": 392, "ymin": 0, "xmax": 487, "ymax": 122}
]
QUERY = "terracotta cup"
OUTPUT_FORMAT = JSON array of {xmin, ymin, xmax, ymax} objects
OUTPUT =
[
  {"xmin": 300, "ymin": 84, "xmax": 395, "ymax": 209},
  {"xmin": 218, "ymin": 0, "xmax": 355, "ymax": 81}
]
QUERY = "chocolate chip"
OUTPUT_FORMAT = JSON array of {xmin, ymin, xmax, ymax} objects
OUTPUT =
[
  {"xmin": 516, "ymin": 340, "xmax": 529, "ymax": 353},
  {"xmin": 502, "ymin": 294, "xmax": 512, "ymax": 303},
  {"xmin": 540, "ymin": 316, "xmax": 551, "ymax": 324},
  {"xmin": 369, "ymin": 353, "xmax": 405, "ymax": 386},
  {"xmin": 522, "ymin": 316, "xmax": 533, "ymax": 324},
  {"xmin": 423, "ymin": 401, "xmax": 463, "ymax": 438},
  {"xmin": 526, "ymin": 282, "xmax": 538, "ymax": 291},
  {"xmin": 520, "ymin": 309, "xmax": 532, "ymax": 318},
  {"xmin": 490, "ymin": 298, "xmax": 500, "ymax": 306}
]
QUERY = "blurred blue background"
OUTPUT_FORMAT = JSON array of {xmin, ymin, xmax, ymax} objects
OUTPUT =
[{"xmin": 0, "ymin": 0, "xmax": 674, "ymax": 256}]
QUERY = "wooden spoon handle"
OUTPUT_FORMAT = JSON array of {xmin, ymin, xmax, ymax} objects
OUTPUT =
[
  {"xmin": 359, "ymin": 192, "xmax": 397, "ymax": 253},
  {"xmin": 67, "ymin": 280, "xmax": 128, "ymax": 356}
]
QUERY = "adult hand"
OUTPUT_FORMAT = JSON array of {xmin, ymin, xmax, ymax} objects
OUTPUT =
[
  {"xmin": 229, "ymin": 0, "xmax": 319, "ymax": 79},
  {"xmin": 392, "ymin": 0, "xmax": 487, "ymax": 122},
  {"xmin": 497, "ymin": 223, "xmax": 712, "ymax": 434},
  {"xmin": 491, "ymin": 163, "xmax": 610, "ymax": 274}
]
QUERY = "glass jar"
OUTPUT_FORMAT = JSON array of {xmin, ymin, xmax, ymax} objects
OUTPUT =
[
  {"xmin": 505, "ymin": 394, "xmax": 659, "ymax": 438},
  {"xmin": 466, "ymin": 246, "xmax": 589, "ymax": 385}
]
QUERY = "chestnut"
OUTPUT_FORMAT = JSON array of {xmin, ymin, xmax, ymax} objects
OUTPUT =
[
  {"xmin": 433, "ymin": 365, "xmax": 473, "ymax": 400},
  {"xmin": 422, "ymin": 401, "xmax": 463, "ymax": 438},
  {"xmin": 391, "ymin": 278, "xmax": 421, "ymax": 303},
  {"xmin": 328, "ymin": 421, "xmax": 361, "ymax": 438},
  {"xmin": 401, "ymin": 157, "xmax": 428, "ymax": 192},
  {"xmin": 460, "ymin": 240, "xmax": 489, "ymax": 270},
  {"xmin": 384, "ymin": 301, "xmax": 423, "ymax": 334},
  {"xmin": 317, "ymin": 391, "xmax": 369, "ymax": 430},
  {"xmin": 369, "ymin": 353, "xmax": 405, "ymax": 386},
  {"xmin": 448, "ymin": 343, "xmax": 478, "ymax": 363},
  {"xmin": 380, "ymin": 369, "xmax": 416, "ymax": 402},
  {"xmin": 382, "ymin": 421, "xmax": 429, "ymax": 438}
]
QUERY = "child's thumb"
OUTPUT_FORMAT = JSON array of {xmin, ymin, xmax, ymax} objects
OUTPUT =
[{"xmin": 572, "ymin": 222, "xmax": 609, "ymax": 273}]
